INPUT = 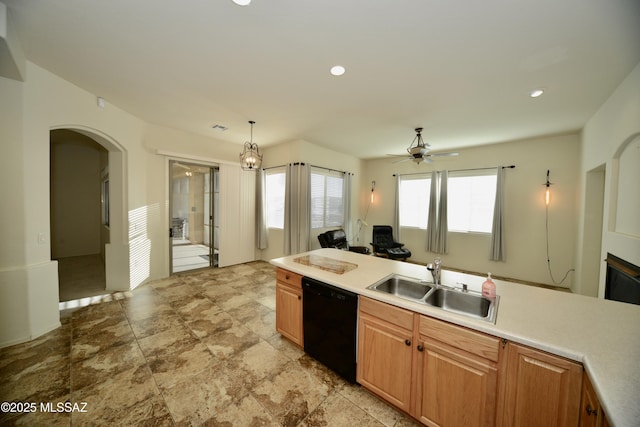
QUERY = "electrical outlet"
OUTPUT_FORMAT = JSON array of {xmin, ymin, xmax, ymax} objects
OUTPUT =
[{"xmin": 37, "ymin": 233, "xmax": 47, "ymax": 244}]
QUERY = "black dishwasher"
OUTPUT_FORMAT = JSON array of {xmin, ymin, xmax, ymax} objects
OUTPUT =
[{"xmin": 302, "ymin": 276, "xmax": 358, "ymax": 383}]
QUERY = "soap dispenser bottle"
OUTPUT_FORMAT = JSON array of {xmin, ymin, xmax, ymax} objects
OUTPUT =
[{"xmin": 482, "ymin": 273, "xmax": 496, "ymax": 298}]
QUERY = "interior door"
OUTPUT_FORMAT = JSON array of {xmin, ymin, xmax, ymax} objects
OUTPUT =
[
  {"xmin": 218, "ymin": 163, "xmax": 256, "ymax": 267},
  {"xmin": 170, "ymin": 161, "xmax": 218, "ymax": 273}
]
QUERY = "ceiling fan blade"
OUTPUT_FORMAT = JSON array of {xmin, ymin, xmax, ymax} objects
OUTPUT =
[
  {"xmin": 392, "ymin": 157, "xmax": 413, "ymax": 163},
  {"xmin": 429, "ymin": 152, "xmax": 459, "ymax": 158},
  {"xmin": 386, "ymin": 153, "xmax": 410, "ymax": 158}
]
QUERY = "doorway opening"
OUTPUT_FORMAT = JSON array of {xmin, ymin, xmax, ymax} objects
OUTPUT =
[
  {"xmin": 170, "ymin": 161, "xmax": 219, "ymax": 273},
  {"xmin": 50, "ymin": 129, "xmax": 109, "ymax": 302}
]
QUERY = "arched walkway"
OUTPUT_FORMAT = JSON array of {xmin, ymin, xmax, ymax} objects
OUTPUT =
[{"xmin": 50, "ymin": 126, "xmax": 130, "ymax": 298}]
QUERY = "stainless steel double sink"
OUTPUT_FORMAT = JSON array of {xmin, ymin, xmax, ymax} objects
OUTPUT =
[{"xmin": 366, "ymin": 274, "xmax": 499, "ymax": 323}]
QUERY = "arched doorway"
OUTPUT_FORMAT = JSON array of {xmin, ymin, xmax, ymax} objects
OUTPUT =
[
  {"xmin": 50, "ymin": 126, "xmax": 129, "ymax": 303},
  {"xmin": 51, "ymin": 129, "xmax": 108, "ymax": 301}
]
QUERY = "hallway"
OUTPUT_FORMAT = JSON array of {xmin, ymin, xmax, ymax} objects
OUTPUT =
[{"xmin": 57, "ymin": 255, "xmax": 107, "ymax": 302}]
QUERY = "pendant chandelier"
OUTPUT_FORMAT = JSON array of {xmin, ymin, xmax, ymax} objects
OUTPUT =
[{"xmin": 239, "ymin": 120, "xmax": 262, "ymax": 171}]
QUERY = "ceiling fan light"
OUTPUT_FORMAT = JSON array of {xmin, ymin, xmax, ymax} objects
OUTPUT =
[
  {"xmin": 409, "ymin": 146, "xmax": 427, "ymax": 156},
  {"xmin": 394, "ymin": 127, "xmax": 457, "ymax": 164}
]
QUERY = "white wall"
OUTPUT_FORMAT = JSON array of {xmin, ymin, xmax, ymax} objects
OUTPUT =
[
  {"xmin": 361, "ymin": 134, "xmax": 580, "ymax": 287},
  {"xmin": 0, "ymin": 72, "xmax": 31, "ymax": 345},
  {"xmin": 576, "ymin": 62, "xmax": 640, "ymax": 297}
]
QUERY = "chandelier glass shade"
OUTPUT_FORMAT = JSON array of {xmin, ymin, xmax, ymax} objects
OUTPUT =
[
  {"xmin": 239, "ymin": 121, "xmax": 262, "ymax": 170},
  {"xmin": 408, "ymin": 127, "xmax": 430, "ymax": 164}
]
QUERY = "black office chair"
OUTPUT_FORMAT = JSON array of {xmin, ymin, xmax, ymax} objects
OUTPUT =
[
  {"xmin": 371, "ymin": 225, "xmax": 411, "ymax": 260},
  {"xmin": 318, "ymin": 229, "xmax": 370, "ymax": 254}
]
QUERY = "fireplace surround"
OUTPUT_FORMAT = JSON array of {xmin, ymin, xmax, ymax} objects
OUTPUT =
[{"xmin": 605, "ymin": 253, "xmax": 640, "ymax": 305}]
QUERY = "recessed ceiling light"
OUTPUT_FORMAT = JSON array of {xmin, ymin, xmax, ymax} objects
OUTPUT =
[
  {"xmin": 529, "ymin": 89, "xmax": 545, "ymax": 98},
  {"xmin": 330, "ymin": 65, "xmax": 346, "ymax": 76},
  {"xmin": 232, "ymin": 0, "xmax": 251, "ymax": 5}
]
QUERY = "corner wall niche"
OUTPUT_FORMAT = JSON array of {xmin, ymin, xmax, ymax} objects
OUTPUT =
[{"xmin": 614, "ymin": 134, "xmax": 640, "ymax": 237}]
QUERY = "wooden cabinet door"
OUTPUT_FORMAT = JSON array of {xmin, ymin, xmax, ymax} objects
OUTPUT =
[
  {"xmin": 357, "ymin": 312, "xmax": 414, "ymax": 412},
  {"xmin": 500, "ymin": 343, "xmax": 582, "ymax": 427},
  {"xmin": 579, "ymin": 372, "xmax": 603, "ymax": 427},
  {"xmin": 275, "ymin": 282, "xmax": 303, "ymax": 347},
  {"xmin": 416, "ymin": 338, "xmax": 498, "ymax": 427}
]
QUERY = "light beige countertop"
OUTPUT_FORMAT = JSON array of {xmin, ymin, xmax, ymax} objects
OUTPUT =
[{"xmin": 271, "ymin": 248, "xmax": 640, "ymax": 427}]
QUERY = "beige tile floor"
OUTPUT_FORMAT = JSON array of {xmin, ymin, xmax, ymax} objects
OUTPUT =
[{"xmin": 0, "ymin": 261, "xmax": 422, "ymax": 426}]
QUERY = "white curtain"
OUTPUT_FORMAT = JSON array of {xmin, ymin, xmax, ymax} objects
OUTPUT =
[
  {"xmin": 284, "ymin": 163, "xmax": 311, "ymax": 255},
  {"xmin": 392, "ymin": 174, "xmax": 401, "ymax": 242},
  {"xmin": 342, "ymin": 172, "xmax": 353, "ymax": 242},
  {"xmin": 437, "ymin": 170, "xmax": 448, "ymax": 253},
  {"xmin": 490, "ymin": 166, "xmax": 505, "ymax": 261},
  {"xmin": 426, "ymin": 171, "xmax": 439, "ymax": 252},
  {"xmin": 256, "ymin": 168, "xmax": 268, "ymax": 250},
  {"xmin": 426, "ymin": 170, "xmax": 448, "ymax": 254}
]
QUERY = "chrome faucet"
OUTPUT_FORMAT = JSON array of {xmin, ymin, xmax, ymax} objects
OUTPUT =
[{"xmin": 427, "ymin": 257, "xmax": 442, "ymax": 286}]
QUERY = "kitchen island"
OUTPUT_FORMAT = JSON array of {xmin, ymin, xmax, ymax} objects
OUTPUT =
[{"xmin": 271, "ymin": 248, "xmax": 640, "ymax": 427}]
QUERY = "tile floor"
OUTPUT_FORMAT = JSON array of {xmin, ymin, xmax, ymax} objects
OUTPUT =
[
  {"xmin": 0, "ymin": 261, "xmax": 422, "ymax": 426},
  {"xmin": 172, "ymin": 243, "xmax": 215, "ymax": 272}
]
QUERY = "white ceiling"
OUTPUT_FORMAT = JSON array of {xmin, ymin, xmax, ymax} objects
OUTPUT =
[{"xmin": 4, "ymin": 0, "xmax": 640, "ymax": 159}]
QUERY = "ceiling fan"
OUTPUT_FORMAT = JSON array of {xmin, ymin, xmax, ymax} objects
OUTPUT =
[{"xmin": 389, "ymin": 127, "xmax": 459, "ymax": 164}]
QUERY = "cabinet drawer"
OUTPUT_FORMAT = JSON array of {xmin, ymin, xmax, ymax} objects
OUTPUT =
[
  {"xmin": 419, "ymin": 315, "xmax": 500, "ymax": 362},
  {"xmin": 276, "ymin": 268, "xmax": 303, "ymax": 288},
  {"xmin": 359, "ymin": 296, "xmax": 414, "ymax": 330}
]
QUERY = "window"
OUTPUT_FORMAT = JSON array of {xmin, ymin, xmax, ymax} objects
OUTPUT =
[
  {"xmin": 311, "ymin": 168, "xmax": 344, "ymax": 229},
  {"xmin": 447, "ymin": 170, "xmax": 497, "ymax": 233},
  {"xmin": 397, "ymin": 170, "xmax": 497, "ymax": 233},
  {"xmin": 398, "ymin": 175, "xmax": 431, "ymax": 228},
  {"xmin": 265, "ymin": 169, "xmax": 285, "ymax": 229}
]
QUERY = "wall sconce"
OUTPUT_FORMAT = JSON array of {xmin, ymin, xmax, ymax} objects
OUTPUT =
[
  {"xmin": 239, "ymin": 120, "xmax": 262, "ymax": 171},
  {"xmin": 370, "ymin": 180, "xmax": 376, "ymax": 203},
  {"xmin": 543, "ymin": 170, "xmax": 552, "ymax": 206}
]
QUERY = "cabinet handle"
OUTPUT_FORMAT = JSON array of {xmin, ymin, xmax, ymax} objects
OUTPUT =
[
  {"xmin": 285, "ymin": 275, "xmax": 290, "ymax": 280},
  {"xmin": 405, "ymin": 339, "xmax": 411, "ymax": 346},
  {"xmin": 586, "ymin": 404, "xmax": 598, "ymax": 416},
  {"xmin": 417, "ymin": 344, "xmax": 424, "ymax": 352},
  {"xmin": 297, "ymin": 295, "xmax": 301, "ymax": 300}
]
